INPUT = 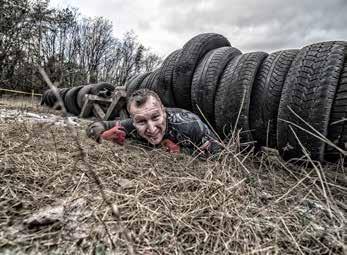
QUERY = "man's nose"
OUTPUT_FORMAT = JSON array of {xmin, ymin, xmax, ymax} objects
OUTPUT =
[{"xmin": 146, "ymin": 121, "xmax": 156, "ymax": 133}]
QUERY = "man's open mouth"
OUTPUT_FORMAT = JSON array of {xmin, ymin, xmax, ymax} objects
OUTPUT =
[{"xmin": 147, "ymin": 131, "xmax": 160, "ymax": 140}]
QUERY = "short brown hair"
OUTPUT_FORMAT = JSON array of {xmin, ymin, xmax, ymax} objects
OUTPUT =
[{"xmin": 127, "ymin": 89, "xmax": 163, "ymax": 112}]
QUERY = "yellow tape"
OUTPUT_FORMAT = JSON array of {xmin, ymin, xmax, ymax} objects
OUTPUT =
[{"xmin": 0, "ymin": 88, "xmax": 42, "ymax": 96}]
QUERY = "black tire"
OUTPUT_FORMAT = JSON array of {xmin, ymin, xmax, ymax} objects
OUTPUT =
[
  {"xmin": 77, "ymin": 85, "xmax": 92, "ymax": 109},
  {"xmin": 42, "ymin": 88, "xmax": 67, "ymax": 108},
  {"xmin": 157, "ymin": 50, "xmax": 181, "ymax": 107},
  {"xmin": 147, "ymin": 68, "xmax": 174, "ymax": 106},
  {"xmin": 277, "ymin": 41, "xmax": 347, "ymax": 161},
  {"xmin": 125, "ymin": 75, "xmax": 140, "ymax": 94},
  {"xmin": 249, "ymin": 49, "xmax": 299, "ymax": 148},
  {"xmin": 89, "ymin": 82, "xmax": 114, "ymax": 96},
  {"xmin": 139, "ymin": 72, "xmax": 153, "ymax": 90},
  {"xmin": 173, "ymin": 33, "xmax": 231, "ymax": 110},
  {"xmin": 326, "ymin": 54, "xmax": 347, "ymax": 161},
  {"xmin": 55, "ymin": 88, "xmax": 69, "ymax": 110},
  {"xmin": 64, "ymin": 86, "xmax": 83, "ymax": 116},
  {"xmin": 214, "ymin": 52, "xmax": 268, "ymax": 141},
  {"xmin": 126, "ymin": 72, "xmax": 151, "ymax": 97},
  {"xmin": 59, "ymin": 88, "xmax": 70, "ymax": 101},
  {"xmin": 46, "ymin": 89, "xmax": 57, "ymax": 107},
  {"xmin": 147, "ymin": 70, "xmax": 160, "ymax": 90},
  {"xmin": 191, "ymin": 46, "xmax": 242, "ymax": 125},
  {"xmin": 145, "ymin": 69, "xmax": 161, "ymax": 91},
  {"xmin": 40, "ymin": 89, "xmax": 49, "ymax": 106},
  {"xmin": 40, "ymin": 89, "xmax": 47, "ymax": 105},
  {"xmin": 76, "ymin": 82, "xmax": 114, "ymax": 110}
]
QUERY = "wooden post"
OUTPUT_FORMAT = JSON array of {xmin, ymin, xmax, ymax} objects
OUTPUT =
[
  {"xmin": 79, "ymin": 87, "xmax": 128, "ymax": 120},
  {"xmin": 79, "ymin": 94, "xmax": 113, "ymax": 118},
  {"xmin": 104, "ymin": 89, "xmax": 127, "ymax": 120},
  {"xmin": 80, "ymin": 96, "xmax": 92, "ymax": 118},
  {"xmin": 92, "ymin": 103, "xmax": 106, "ymax": 119}
]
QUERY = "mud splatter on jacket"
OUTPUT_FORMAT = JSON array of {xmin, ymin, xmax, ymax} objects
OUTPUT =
[{"xmin": 97, "ymin": 108, "xmax": 222, "ymax": 154}]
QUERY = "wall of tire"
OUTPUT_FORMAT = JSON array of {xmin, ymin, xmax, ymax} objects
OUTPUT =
[
  {"xmin": 125, "ymin": 33, "xmax": 347, "ymax": 162},
  {"xmin": 41, "ymin": 82, "xmax": 115, "ymax": 117}
]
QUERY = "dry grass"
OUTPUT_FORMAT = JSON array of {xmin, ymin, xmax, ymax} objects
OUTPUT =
[
  {"xmin": 0, "ymin": 98, "xmax": 346, "ymax": 254},
  {"xmin": 0, "ymin": 94, "xmax": 56, "ymax": 115}
]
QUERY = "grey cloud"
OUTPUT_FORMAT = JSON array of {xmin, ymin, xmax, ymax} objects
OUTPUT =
[
  {"xmin": 50, "ymin": 0, "xmax": 346, "ymax": 56},
  {"xmin": 137, "ymin": 20, "xmax": 152, "ymax": 31},
  {"xmin": 158, "ymin": 0, "xmax": 347, "ymax": 52}
]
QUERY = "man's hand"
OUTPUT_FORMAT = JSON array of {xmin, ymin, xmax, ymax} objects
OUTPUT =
[
  {"xmin": 86, "ymin": 122, "xmax": 106, "ymax": 143},
  {"xmin": 161, "ymin": 139, "xmax": 180, "ymax": 153},
  {"xmin": 100, "ymin": 122, "xmax": 126, "ymax": 145}
]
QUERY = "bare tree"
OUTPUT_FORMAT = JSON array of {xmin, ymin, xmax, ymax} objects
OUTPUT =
[
  {"xmin": 0, "ymin": 0, "xmax": 31, "ymax": 88},
  {"xmin": 0, "ymin": 0, "xmax": 162, "ymax": 92}
]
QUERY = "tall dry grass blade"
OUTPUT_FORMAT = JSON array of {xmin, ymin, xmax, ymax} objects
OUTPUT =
[
  {"xmin": 232, "ymin": 90, "xmax": 247, "ymax": 140},
  {"xmin": 289, "ymin": 125, "xmax": 333, "ymax": 218},
  {"xmin": 283, "ymin": 106, "xmax": 347, "ymax": 156},
  {"xmin": 281, "ymin": 218, "xmax": 305, "ymax": 255},
  {"xmin": 38, "ymin": 67, "xmax": 135, "ymax": 254},
  {"xmin": 195, "ymin": 104, "xmax": 223, "ymax": 144}
]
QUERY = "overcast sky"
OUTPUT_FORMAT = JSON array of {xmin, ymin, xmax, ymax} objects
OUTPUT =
[{"xmin": 49, "ymin": 0, "xmax": 347, "ymax": 58}]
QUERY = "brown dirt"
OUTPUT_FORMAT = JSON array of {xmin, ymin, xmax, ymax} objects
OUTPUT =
[{"xmin": 0, "ymin": 98, "xmax": 346, "ymax": 254}]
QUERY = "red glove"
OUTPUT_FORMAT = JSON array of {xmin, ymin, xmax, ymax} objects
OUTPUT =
[
  {"xmin": 100, "ymin": 122, "xmax": 126, "ymax": 145},
  {"xmin": 161, "ymin": 139, "xmax": 180, "ymax": 153}
]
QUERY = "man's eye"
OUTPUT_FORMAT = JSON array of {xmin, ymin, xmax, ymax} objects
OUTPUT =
[
  {"xmin": 152, "ymin": 115, "xmax": 159, "ymax": 120},
  {"xmin": 136, "ymin": 120, "xmax": 145, "ymax": 125}
]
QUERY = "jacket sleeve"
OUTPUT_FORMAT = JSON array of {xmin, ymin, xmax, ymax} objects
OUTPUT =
[
  {"xmin": 86, "ymin": 118, "xmax": 136, "ymax": 141},
  {"xmin": 102, "ymin": 119, "xmax": 137, "ymax": 136},
  {"xmin": 169, "ymin": 110, "xmax": 222, "ymax": 154},
  {"xmin": 118, "ymin": 118, "xmax": 137, "ymax": 135},
  {"xmin": 188, "ymin": 119, "xmax": 222, "ymax": 154}
]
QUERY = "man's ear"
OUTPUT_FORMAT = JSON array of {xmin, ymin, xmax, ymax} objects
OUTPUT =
[{"xmin": 162, "ymin": 106, "xmax": 166, "ymax": 115}]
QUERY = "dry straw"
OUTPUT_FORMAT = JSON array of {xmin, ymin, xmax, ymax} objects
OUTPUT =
[{"xmin": 0, "ymin": 75, "xmax": 346, "ymax": 254}]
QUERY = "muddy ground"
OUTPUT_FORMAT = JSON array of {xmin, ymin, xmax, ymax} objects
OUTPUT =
[{"xmin": 0, "ymin": 96, "xmax": 346, "ymax": 254}]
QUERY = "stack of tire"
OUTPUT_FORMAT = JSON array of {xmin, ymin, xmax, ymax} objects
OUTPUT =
[
  {"xmin": 41, "ymin": 82, "xmax": 115, "ymax": 117},
  {"xmin": 126, "ymin": 33, "xmax": 347, "ymax": 162},
  {"xmin": 40, "ymin": 88, "xmax": 69, "ymax": 110}
]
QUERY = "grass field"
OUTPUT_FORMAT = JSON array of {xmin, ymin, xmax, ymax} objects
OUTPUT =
[{"xmin": 0, "ymin": 96, "xmax": 346, "ymax": 254}]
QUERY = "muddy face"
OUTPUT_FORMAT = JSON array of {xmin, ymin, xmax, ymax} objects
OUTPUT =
[{"xmin": 129, "ymin": 96, "xmax": 167, "ymax": 145}]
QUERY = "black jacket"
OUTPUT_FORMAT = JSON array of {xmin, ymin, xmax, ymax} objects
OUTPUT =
[{"xmin": 88, "ymin": 108, "xmax": 222, "ymax": 154}]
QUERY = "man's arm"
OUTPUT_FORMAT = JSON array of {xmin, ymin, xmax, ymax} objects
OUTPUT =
[
  {"xmin": 168, "ymin": 109, "xmax": 223, "ymax": 155},
  {"xmin": 86, "ymin": 119, "xmax": 136, "ymax": 143},
  {"xmin": 189, "ymin": 120, "xmax": 222, "ymax": 155}
]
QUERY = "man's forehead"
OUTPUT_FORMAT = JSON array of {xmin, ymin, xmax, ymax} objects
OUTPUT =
[
  {"xmin": 130, "ymin": 97, "xmax": 163, "ymax": 116},
  {"xmin": 132, "ymin": 107, "xmax": 161, "ymax": 117}
]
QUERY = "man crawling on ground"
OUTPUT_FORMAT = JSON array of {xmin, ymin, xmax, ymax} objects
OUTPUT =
[{"xmin": 86, "ymin": 89, "xmax": 222, "ymax": 157}]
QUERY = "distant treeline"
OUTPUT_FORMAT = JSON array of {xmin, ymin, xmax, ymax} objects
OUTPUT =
[{"xmin": 0, "ymin": 0, "xmax": 162, "ymax": 93}]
